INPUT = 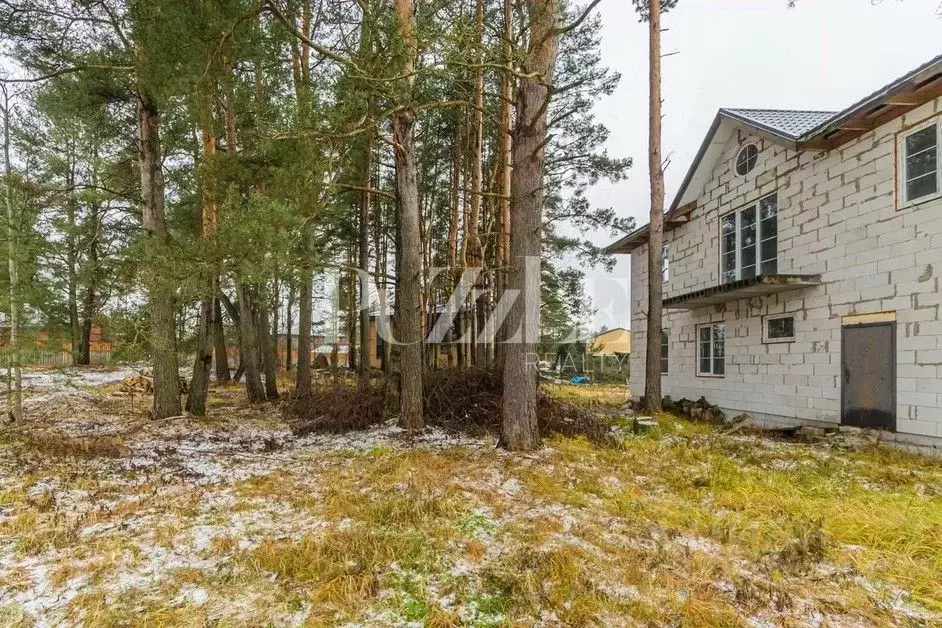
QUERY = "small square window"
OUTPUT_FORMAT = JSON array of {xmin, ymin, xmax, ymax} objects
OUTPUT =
[{"xmin": 764, "ymin": 315, "xmax": 795, "ymax": 343}]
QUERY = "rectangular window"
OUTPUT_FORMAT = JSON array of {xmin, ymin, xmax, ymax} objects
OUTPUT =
[
  {"xmin": 720, "ymin": 194, "xmax": 777, "ymax": 283},
  {"xmin": 660, "ymin": 329, "xmax": 669, "ymax": 374},
  {"xmin": 697, "ymin": 323, "xmax": 725, "ymax": 376},
  {"xmin": 899, "ymin": 120, "xmax": 941, "ymax": 206},
  {"xmin": 764, "ymin": 314, "xmax": 795, "ymax": 343},
  {"xmin": 662, "ymin": 245, "xmax": 669, "ymax": 283}
]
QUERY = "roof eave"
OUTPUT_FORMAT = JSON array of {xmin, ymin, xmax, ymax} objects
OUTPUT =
[
  {"xmin": 800, "ymin": 54, "xmax": 942, "ymax": 150},
  {"xmin": 664, "ymin": 113, "xmax": 723, "ymax": 214},
  {"xmin": 604, "ymin": 201, "xmax": 697, "ymax": 255}
]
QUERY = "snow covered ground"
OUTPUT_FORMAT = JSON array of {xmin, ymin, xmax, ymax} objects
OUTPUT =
[{"xmin": 0, "ymin": 367, "xmax": 939, "ymax": 626}]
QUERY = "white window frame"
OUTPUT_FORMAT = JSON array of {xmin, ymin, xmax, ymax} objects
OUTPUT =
[
  {"xmin": 661, "ymin": 245, "xmax": 669, "ymax": 283},
  {"xmin": 696, "ymin": 323, "xmax": 725, "ymax": 377},
  {"xmin": 720, "ymin": 193, "xmax": 778, "ymax": 284},
  {"xmin": 897, "ymin": 117, "xmax": 942, "ymax": 209},
  {"xmin": 763, "ymin": 313, "xmax": 795, "ymax": 344}
]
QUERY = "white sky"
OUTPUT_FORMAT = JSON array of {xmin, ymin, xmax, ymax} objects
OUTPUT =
[{"xmin": 584, "ymin": 0, "xmax": 942, "ymax": 332}]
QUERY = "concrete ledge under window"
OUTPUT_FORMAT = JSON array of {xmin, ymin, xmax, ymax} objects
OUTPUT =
[{"xmin": 663, "ymin": 274, "xmax": 822, "ymax": 310}]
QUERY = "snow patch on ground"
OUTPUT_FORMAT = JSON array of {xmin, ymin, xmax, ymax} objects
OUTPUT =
[{"xmin": 2, "ymin": 366, "xmax": 939, "ymax": 626}]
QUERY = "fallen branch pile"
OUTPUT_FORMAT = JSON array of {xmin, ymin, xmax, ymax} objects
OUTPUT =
[{"xmin": 284, "ymin": 368, "xmax": 616, "ymax": 445}]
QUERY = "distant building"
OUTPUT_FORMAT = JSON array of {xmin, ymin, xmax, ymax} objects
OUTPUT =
[{"xmin": 591, "ymin": 327, "xmax": 631, "ymax": 356}]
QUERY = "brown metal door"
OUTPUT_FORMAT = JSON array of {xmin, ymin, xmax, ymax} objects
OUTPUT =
[{"xmin": 841, "ymin": 322, "xmax": 896, "ymax": 431}]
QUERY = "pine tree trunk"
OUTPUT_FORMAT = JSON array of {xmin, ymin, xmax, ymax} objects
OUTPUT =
[
  {"xmin": 187, "ymin": 296, "xmax": 215, "ymax": 414},
  {"xmin": 296, "ymin": 261, "xmax": 313, "ymax": 396},
  {"xmin": 138, "ymin": 91, "xmax": 181, "ymax": 420},
  {"xmin": 501, "ymin": 0, "xmax": 558, "ymax": 451},
  {"xmin": 78, "ymin": 180, "xmax": 100, "ymax": 367},
  {"xmin": 79, "ymin": 320, "xmax": 92, "ymax": 365},
  {"xmin": 392, "ymin": 0, "xmax": 424, "ymax": 430},
  {"xmin": 346, "ymin": 248, "xmax": 357, "ymax": 373},
  {"xmin": 447, "ymin": 127, "xmax": 461, "ymax": 368},
  {"xmin": 376, "ymin": 191, "xmax": 391, "ymax": 375},
  {"xmin": 470, "ymin": 0, "xmax": 488, "ymax": 367},
  {"xmin": 2, "ymin": 90, "xmax": 21, "ymax": 423},
  {"xmin": 222, "ymin": 288, "xmax": 244, "ymax": 382},
  {"xmin": 358, "ymin": 140, "xmax": 371, "ymax": 378},
  {"xmin": 495, "ymin": 0, "xmax": 514, "ymax": 368},
  {"xmin": 78, "ymin": 225, "xmax": 96, "ymax": 366},
  {"xmin": 213, "ymin": 297, "xmax": 231, "ymax": 381},
  {"xmin": 643, "ymin": 0, "xmax": 664, "ymax": 413},
  {"xmin": 271, "ymin": 276, "xmax": 280, "ymax": 369},
  {"xmin": 187, "ymin": 105, "xmax": 219, "ymax": 416},
  {"xmin": 237, "ymin": 284, "xmax": 265, "ymax": 403},
  {"xmin": 393, "ymin": 114, "xmax": 423, "ymax": 430},
  {"xmin": 256, "ymin": 290, "xmax": 279, "ymax": 400},
  {"xmin": 66, "ymin": 146, "xmax": 82, "ymax": 366},
  {"xmin": 285, "ymin": 283, "xmax": 294, "ymax": 372}
]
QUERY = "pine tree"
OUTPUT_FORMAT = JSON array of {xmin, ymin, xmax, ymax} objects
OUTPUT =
[{"xmin": 501, "ymin": 0, "xmax": 560, "ymax": 451}]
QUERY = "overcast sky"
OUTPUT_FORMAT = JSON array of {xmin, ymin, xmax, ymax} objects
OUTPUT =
[{"xmin": 584, "ymin": 0, "xmax": 942, "ymax": 332}]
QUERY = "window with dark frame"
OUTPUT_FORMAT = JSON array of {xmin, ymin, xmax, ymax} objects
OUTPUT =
[
  {"xmin": 660, "ymin": 329, "xmax": 669, "ymax": 374},
  {"xmin": 735, "ymin": 144, "xmax": 759, "ymax": 176},
  {"xmin": 697, "ymin": 323, "xmax": 725, "ymax": 376},
  {"xmin": 721, "ymin": 194, "xmax": 777, "ymax": 284},
  {"xmin": 900, "ymin": 121, "xmax": 940, "ymax": 204},
  {"xmin": 765, "ymin": 315, "xmax": 795, "ymax": 342}
]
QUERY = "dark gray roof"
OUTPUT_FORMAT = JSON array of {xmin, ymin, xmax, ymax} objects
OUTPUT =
[{"xmin": 720, "ymin": 108, "xmax": 837, "ymax": 140}]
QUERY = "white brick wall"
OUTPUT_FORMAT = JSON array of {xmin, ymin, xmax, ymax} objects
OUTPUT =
[{"xmin": 630, "ymin": 97, "xmax": 942, "ymax": 446}]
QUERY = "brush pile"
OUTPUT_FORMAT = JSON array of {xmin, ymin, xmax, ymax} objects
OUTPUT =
[
  {"xmin": 283, "ymin": 379, "xmax": 386, "ymax": 436},
  {"xmin": 284, "ymin": 368, "xmax": 616, "ymax": 445}
]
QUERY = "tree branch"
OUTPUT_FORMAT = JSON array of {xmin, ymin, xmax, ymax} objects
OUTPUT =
[
  {"xmin": 0, "ymin": 65, "xmax": 133, "ymax": 84},
  {"xmin": 263, "ymin": 0, "xmax": 358, "ymax": 72},
  {"xmin": 553, "ymin": 0, "xmax": 603, "ymax": 36}
]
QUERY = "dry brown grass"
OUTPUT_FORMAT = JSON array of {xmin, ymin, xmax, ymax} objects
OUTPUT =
[
  {"xmin": 20, "ymin": 433, "xmax": 128, "ymax": 459},
  {"xmin": 1, "ymin": 374, "xmax": 939, "ymax": 625}
]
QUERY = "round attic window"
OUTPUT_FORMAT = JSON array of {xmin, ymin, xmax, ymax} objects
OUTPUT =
[{"xmin": 735, "ymin": 144, "xmax": 759, "ymax": 176}]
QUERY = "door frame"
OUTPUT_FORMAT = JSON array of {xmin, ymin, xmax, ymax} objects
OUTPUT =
[{"xmin": 840, "ymin": 320, "xmax": 897, "ymax": 432}]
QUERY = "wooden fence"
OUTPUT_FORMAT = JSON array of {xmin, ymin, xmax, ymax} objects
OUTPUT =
[{"xmin": 0, "ymin": 349, "xmax": 113, "ymax": 368}]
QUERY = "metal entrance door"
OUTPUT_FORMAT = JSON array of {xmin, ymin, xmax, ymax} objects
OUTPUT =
[{"xmin": 841, "ymin": 322, "xmax": 896, "ymax": 431}]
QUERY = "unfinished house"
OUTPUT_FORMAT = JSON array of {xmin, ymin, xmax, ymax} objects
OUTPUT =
[{"xmin": 607, "ymin": 54, "xmax": 942, "ymax": 450}]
